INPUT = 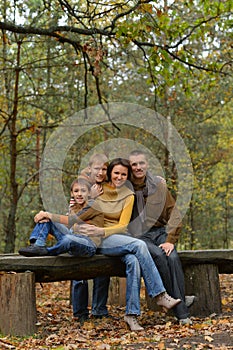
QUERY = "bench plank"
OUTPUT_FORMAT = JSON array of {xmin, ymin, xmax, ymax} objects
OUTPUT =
[
  {"xmin": 0, "ymin": 250, "xmax": 232, "ymax": 282},
  {"xmin": 0, "ymin": 254, "xmax": 126, "ymax": 282},
  {"xmin": 178, "ymin": 249, "xmax": 233, "ymax": 274}
]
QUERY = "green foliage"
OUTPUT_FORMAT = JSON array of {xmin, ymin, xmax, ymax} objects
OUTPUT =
[{"xmin": 0, "ymin": 0, "xmax": 232, "ymax": 251}]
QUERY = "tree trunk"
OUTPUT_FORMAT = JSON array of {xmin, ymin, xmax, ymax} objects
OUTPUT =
[
  {"xmin": 183, "ymin": 264, "xmax": 222, "ymax": 316},
  {"xmin": 0, "ymin": 272, "xmax": 37, "ymax": 335},
  {"xmin": 4, "ymin": 40, "xmax": 22, "ymax": 253}
]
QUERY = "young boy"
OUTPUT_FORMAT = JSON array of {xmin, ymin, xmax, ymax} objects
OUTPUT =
[
  {"xmin": 19, "ymin": 153, "xmax": 110, "ymax": 323},
  {"xmin": 71, "ymin": 153, "xmax": 110, "ymax": 322},
  {"xmin": 18, "ymin": 178, "xmax": 103, "ymax": 256}
]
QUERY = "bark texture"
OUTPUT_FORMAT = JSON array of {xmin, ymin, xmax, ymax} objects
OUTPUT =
[{"xmin": 0, "ymin": 272, "xmax": 37, "ymax": 335}]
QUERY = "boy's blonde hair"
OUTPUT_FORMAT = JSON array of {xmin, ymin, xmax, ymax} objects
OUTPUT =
[{"xmin": 89, "ymin": 153, "xmax": 108, "ymax": 166}]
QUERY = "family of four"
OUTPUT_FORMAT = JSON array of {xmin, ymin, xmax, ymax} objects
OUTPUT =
[{"xmin": 19, "ymin": 150, "xmax": 194, "ymax": 331}]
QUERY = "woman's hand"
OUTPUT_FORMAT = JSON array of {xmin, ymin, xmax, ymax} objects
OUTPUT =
[
  {"xmin": 34, "ymin": 211, "xmax": 51, "ymax": 223},
  {"xmin": 78, "ymin": 224, "xmax": 104, "ymax": 237},
  {"xmin": 159, "ymin": 242, "xmax": 174, "ymax": 256}
]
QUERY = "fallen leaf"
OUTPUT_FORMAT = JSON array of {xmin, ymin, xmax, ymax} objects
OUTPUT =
[
  {"xmin": 158, "ymin": 341, "xmax": 166, "ymax": 350},
  {"xmin": 204, "ymin": 335, "xmax": 214, "ymax": 342}
]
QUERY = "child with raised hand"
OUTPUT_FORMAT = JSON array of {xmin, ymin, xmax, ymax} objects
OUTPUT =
[{"xmin": 19, "ymin": 178, "xmax": 103, "ymax": 257}]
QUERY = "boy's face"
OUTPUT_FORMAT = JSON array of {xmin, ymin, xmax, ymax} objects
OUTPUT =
[
  {"xmin": 71, "ymin": 183, "xmax": 89, "ymax": 206},
  {"xmin": 89, "ymin": 161, "xmax": 107, "ymax": 184}
]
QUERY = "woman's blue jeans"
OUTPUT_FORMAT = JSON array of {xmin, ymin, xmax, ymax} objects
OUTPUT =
[
  {"xmin": 29, "ymin": 222, "xmax": 96, "ymax": 257},
  {"xmin": 98, "ymin": 234, "xmax": 166, "ymax": 315}
]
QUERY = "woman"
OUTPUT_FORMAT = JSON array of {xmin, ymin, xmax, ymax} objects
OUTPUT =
[{"xmin": 34, "ymin": 158, "xmax": 181, "ymax": 331}]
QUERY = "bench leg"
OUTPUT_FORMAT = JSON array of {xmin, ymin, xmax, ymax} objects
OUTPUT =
[
  {"xmin": 184, "ymin": 264, "xmax": 222, "ymax": 317},
  {"xmin": 108, "ymin": 277, "xmax": 126, "ymax": 306},
  {"xmin": 0, "ymin": 271, "xmax": 37, "ymax": 336},
  {"xmin": 146, "ymin": 263, "xmax": 222, "ymax": 318}
]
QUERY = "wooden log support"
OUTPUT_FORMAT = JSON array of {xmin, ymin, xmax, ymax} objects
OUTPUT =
[
  {"xmin": 146, "ymin": 264, "xmax": 222, "ymax": 316},
  {"xmin": 0, "ymin": 250, "xmax": 232, "ymax": 336},
  {"xmin": 108, "ymin": 277, "xmax": 127, "ymax": 306},
  {"xmin": 0, "ymin": 271, "xmax": 37, "ymax": 336},
  {"xmin": 183, "ymin": 264, "xmax": 222, "ymax": 316}
]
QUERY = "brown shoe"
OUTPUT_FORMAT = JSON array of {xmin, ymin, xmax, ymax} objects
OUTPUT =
[
  {"xmin": 124, "ymin": 315, "xmax": 144, "ymax": 331},
  {"xmin": 155, "ymin": 292, "xmax": 181, "ymax": 311}
]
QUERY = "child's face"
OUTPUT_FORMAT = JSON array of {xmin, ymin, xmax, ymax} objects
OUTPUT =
[
  {"xmin": 89, "ymin": 161, "xmax": 107, "ymax": 184},
  {"xmin": 71, "ymin": 183, "xmax": 89, "ymax": 205}
]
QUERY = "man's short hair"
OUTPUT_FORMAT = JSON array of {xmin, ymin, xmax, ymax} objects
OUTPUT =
[{"xmin": 128, "ymin": 149, "xmax": 148, "ymax": 160}]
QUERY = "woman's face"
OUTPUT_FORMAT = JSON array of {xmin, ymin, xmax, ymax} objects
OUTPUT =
[{"xmin": 110, "ymin": 164, "xmax": 128, "ymax": 188}]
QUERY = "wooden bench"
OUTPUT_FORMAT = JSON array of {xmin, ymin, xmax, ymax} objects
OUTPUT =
[{"xmin": 0, "ymin": 249, "xmax": 232, "ymax": 336}]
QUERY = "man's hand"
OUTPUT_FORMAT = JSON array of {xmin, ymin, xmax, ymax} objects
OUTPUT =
[
  {"xmin": 78, "ymin": 224, "xmax": 104, "ymax": 237},
  {"xmin": 159, "ymin": 242, "xmax": 174, "ymax": 256}
]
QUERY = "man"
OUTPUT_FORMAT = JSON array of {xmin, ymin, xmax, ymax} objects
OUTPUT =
[
  {"xmin": 128, "ymin": 149, "xmax": 193, "ymax": 325},
  {"xmin": 72, "ymin": 153, "xmax": 110, "ymax": 323}
]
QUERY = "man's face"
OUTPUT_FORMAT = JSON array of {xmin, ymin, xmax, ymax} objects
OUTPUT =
[
  {"xmin": 89, "ymin": 161, "xmax": 107, "ymax": 184},
  {"xmin": 129, "ymin": 154, "xmax": 148, "ymax": 182}
]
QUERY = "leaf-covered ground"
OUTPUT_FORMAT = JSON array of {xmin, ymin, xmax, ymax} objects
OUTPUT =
[{"xmin": 1, "ymin": 274, "xmax": 232, "ymax": 349}]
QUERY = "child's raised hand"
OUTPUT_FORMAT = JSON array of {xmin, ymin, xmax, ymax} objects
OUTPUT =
[{"xmin": 90, "ymin": 184, "xmax": 103, "ymax": 198}]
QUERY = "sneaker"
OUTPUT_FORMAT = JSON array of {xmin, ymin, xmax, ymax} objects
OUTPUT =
[
  {"xmin": 124, "ymin": 315, "xmax": 144, "ymax": 331},
  {"xmin": 179, "ymin": 317, "xmax": 193, "ymax": 325},
  {"xmin": 185, "ymin": 295, "xmax": 196, "ymax": 308},
  {"xmin": 155, "ymin": 292, "xmax": 181, "ymax": 311},
  {"xmin": 19, "ymin": 245, "xmax": 48, "ymax": 257}
]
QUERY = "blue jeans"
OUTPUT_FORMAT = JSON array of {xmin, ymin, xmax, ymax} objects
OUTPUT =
[
  {"xmin": 29, "ymin": 222, "xmax": 96, "ymax": 257},
  {"xmin": 140, "ymin": 227, "xmax": 189, "ymax": 320},
  {"xmin": 72, "ymin": 276, "xmax": 110, "ymax": 317},
  {"xmin": 98, "ymin": 234, "xmax": 166, "ymax": 315},
  {"xmin": 30, "ymin": 221, "xmax": 71, "ymax": 246}
]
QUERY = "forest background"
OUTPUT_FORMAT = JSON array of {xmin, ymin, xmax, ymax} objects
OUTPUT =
[{"xmin": 0, "ymin": 0, "xmax": 232, "ymax": 254}]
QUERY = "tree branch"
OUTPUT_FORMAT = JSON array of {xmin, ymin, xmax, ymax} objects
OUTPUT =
[
  {"xmin": 133, "ymin": 39, "xmax": 230, "ymax": 76},
  {"xmin": 0, "ymin": 21, "xmax": 111, "ymax": 39}
]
